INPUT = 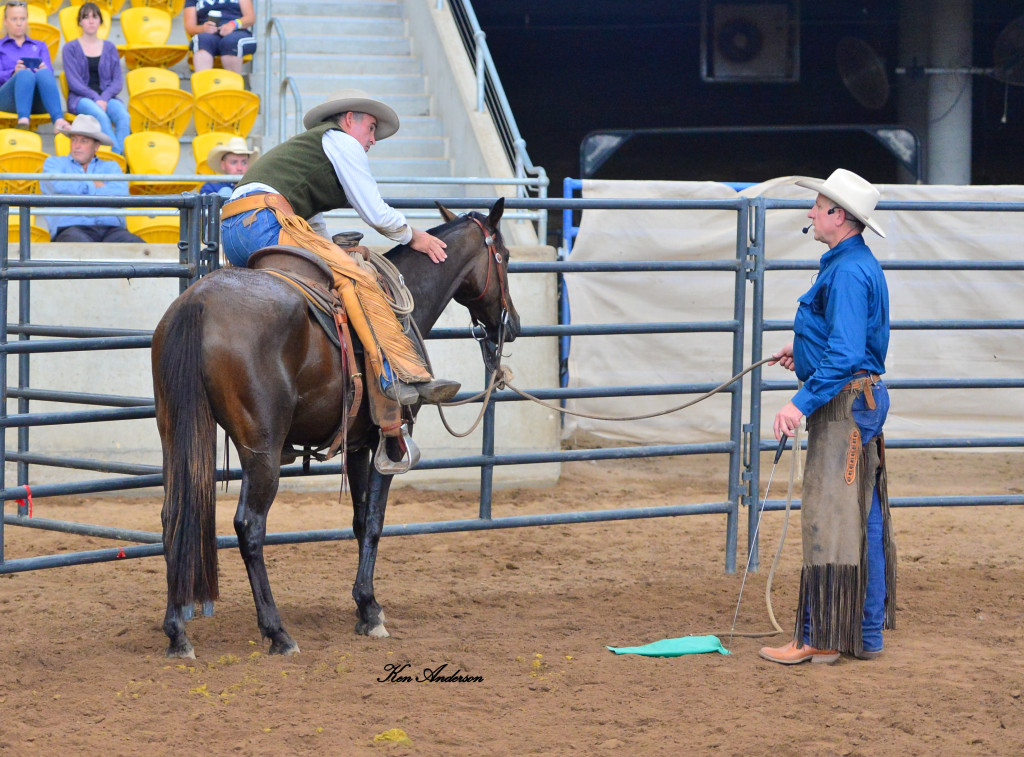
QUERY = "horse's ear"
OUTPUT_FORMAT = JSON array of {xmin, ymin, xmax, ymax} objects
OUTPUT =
[
  {"xmin": 487, "ymin": 197, "xmax": 505, "ymax": 229},
  {"xmin": 435, "ymin": 201, "xmax": 458, "ymax": 223}
]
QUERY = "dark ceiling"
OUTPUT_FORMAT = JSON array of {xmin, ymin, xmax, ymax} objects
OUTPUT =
[{"xmin": 473, "ymin": 0, "xmax": 1024, "ymax": 206}]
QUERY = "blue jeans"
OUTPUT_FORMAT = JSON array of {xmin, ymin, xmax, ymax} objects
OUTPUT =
[
  {"xmin": 220, "ymin": 204, "xmax": 282, "ymax": 266},
  {"xmin": 805, "ymin": 382, "xmax": 890, "ymax": 652},
  {"xmin": 0, "ymin": 68, "xmax": 64, "ymax": 121},
  {"xmin": 73, "ymin": 98, "xmax": 130, "ymax": 155}
]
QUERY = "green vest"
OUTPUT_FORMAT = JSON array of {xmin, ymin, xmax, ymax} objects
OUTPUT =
[{"xmin": 237, "ymin": 122, "xmax": 349, "ymax": 219}]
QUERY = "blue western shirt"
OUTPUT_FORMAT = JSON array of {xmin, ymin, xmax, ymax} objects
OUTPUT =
[
  {"xmin": 40, "ymin": 154, "xmax": 131, "ymax": 235},
  {"xmin": 791, "ymin": 234, "xmax": 889, "ymax": 417}
]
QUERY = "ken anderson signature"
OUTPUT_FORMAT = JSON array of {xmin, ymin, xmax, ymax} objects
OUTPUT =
[{"xmin": 377, "ymin": 662, "xmax": 483, "ymax": 683}]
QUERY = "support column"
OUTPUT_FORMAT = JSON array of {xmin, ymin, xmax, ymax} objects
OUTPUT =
[{"xmin": 927, "ymin": 0, "xmax": 973, "ymax": 184}]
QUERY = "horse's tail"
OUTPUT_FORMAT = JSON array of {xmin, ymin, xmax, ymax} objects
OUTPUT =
[{"xmin": 156, "ymin": 300, "xmax": 219, "ymax": 607}]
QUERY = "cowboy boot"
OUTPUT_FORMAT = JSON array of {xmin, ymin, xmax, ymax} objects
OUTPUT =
[{"xmin": 383, "ymin": 377, "xmax": 461, "ymax": 405}]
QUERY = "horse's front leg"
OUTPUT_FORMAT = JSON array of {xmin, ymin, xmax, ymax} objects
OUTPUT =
[
  {"xmin": 234, "ymin": 451, "xmax": 299, "ymax": 655},
  {"xmin": 348, "ymin": 444, "xmax": 392, "ymax": 637}
]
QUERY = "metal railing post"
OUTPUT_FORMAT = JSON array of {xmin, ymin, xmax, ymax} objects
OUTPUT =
[
  {"xmin": 0, "ymin": 201, "xmax": 7, "ymax": 562},
  {"xmin": 16, "ymin": 205, "xmax": 31, "ymax": 511},
  {"xmin": 745, "ymin": 196, "xmax": 768, "ymax": 572},
  {"xmin": 474, "ymin": 30, "xmax": 486, "ymax": 112},
  {"xmin": 479, "ymin": 366, "xmax": 495, "ymax": 520}
]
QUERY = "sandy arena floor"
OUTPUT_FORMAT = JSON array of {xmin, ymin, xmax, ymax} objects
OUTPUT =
[{"xmin": 0, "ymin": 450, "xmax": 1022, "ymax": 756}]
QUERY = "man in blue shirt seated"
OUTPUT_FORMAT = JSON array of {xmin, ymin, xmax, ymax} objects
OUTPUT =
[
  {"xmin": 199, "ymin": 136, "xmax": 258, "ymax": 199},
  {"xmin": 40, "ymin": 114, "xmax": 143, "ymax": 243},
  {"xmin": 760, "ymin": 168, "xmax": 895, "ymax": 666}
]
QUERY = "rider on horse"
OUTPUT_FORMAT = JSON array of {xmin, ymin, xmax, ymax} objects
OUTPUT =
[{"xmin": 219, "ymin": 88, "xmax": 460, "ymax": 406}]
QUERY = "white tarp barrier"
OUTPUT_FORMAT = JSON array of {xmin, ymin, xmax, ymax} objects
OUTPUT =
[{"xmin": 564, "ymin": 178, "xmax": 1024, "ymax": 445}]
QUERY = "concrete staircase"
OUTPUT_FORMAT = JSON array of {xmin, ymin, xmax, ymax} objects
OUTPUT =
[{"xmin": 262, "ymin": 0, "xmax": 455, "ymax": 243}]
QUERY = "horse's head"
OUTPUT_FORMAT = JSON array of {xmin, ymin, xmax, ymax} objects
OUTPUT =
[{"xmin": 438, "ymin": 198, "xmax": 521, "ymax": 376}]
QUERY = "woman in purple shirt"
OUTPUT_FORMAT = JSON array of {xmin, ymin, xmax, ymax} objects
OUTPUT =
[
  {"xmin": 61, "ymin": 3, "xmax": 129, "ymax": 154},
  {"xmin": 0, "ymin": 0, "xmax": 69, "ymax": 130}
]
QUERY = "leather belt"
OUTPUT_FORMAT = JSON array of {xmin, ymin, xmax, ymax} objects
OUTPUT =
[
  {"xmin": 844, "ymin": 371, "xmax": 881, "ymax": 409},
  {"xmin": 221, "ymin": 191, "xmax": 295, "ymax": 220}
]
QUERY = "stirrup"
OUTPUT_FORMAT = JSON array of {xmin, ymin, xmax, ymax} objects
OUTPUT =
[{"xmin": 374, "ymin": 423, "xmax": 421, "ymax": 475}]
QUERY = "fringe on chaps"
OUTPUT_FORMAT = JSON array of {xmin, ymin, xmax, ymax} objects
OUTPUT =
[{"xmin": 794, "ymin": 387, "xmax": 897, "ymax": 656}]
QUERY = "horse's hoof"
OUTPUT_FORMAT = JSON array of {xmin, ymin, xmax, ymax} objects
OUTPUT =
[
  {"xmin": 355, "ymin": 620, "xmax": 390, "ymax": 638},
  {"xmin": 166, "ymin": 642, "xmax": 196, "ymax": 660},
  {"xmin": 268, "ymin": 636, "xmax": 300, "ymax": 656}
]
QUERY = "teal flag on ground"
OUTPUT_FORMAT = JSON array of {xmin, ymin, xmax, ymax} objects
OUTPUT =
[{"xmin": 606, "ymin": 635, "xmax": 730, "ymax": 656}]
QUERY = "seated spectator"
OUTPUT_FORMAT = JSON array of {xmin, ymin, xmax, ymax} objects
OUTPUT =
[
  {"xmin": 184, "ymin": 0, "xmax": 256, "ymax": 75},
  {"xmin": 0, "ymin": 0, "xmax": 70, "ymax": 131},
  {"xmin": 200, "ymin": 135, "xmax": 258, "ymax": 198},
  {"xmin": 40, "ymin": 114, "xmax": 143, "ymax": 243},
  {"xmin": 62, "ymin": 3, "xmax": 129, "ymax": 155}
]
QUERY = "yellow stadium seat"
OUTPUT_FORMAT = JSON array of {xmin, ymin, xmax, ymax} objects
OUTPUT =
[
  {"xmin": 125, "ymin": 66, "xmax": 180, "ymax": 96},
  {"xmin": 27, "ymin": 0, "xmax": 61, "ymax": 18},
  {"xmin": 128, "ymin": 88, "xmax": 193, "ymax": 137},
  {"xmin": 191, "ymin": 130, "xmax": 236, "ymax": 174},
  {"xmin": 123, "ymin": 131, "xmax": 199, "ymax": 194},
  {"xmin": 68, "ymin": 0, "xmax": 128, "ymax": 15},
  {"xmin": 28, "ymin": 21, "xmax": 60, "ymax": 59},
  {"xmin": 0, "ymin": 151, "xmax": 48, "ymax": 194},
  {"xmin": 53, "ymin": 131, "xmax": 128, "ymax": 171},
  {"xmin": 59, "ymin": 5, "xmax": 112, "ymax": 41},
  {"xmin": 117, "ymin": 7, "xmax": 188, "ymax": 69},
  {"xmin": 0, "ymin": 113, "xmax": 50, "ymax": 130},
  {"xmin": 26, "ymin": 4, "xmax": 47, "ymax": 23},
  {"xmin": 130, "ymin": 0, "xmax": 186, "ymax": 17},
  {"xmin": 0, "ymin": 128, "xmax": 44, "ymax": 153},
  {"xmin": 126, "ymin": 213, "xmax": 180, "ymax": 243},
  {"xmin": 7, "ymin": 213, "xmax": 50, "ymax": 243},
  {"xmin": 191, "ymin": 70, "xmax": 259, "ymax": 136}
]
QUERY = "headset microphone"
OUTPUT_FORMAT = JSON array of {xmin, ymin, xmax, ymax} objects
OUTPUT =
[{"xmin": 801, "ymin": 222, "xmax": 813, "ymax": 234}]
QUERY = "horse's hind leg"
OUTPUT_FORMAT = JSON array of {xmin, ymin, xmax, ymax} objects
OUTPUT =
[
  {"xmin": 234, "ymin": 450, "xmax": 299, "ymax": 655},
  {"xmin": 163, "ymin": 603, "xmax": 194, "ymax": 659},
  {"xmin": 348, "ymin": 445, "xmax": 391, "ymax": 637}
]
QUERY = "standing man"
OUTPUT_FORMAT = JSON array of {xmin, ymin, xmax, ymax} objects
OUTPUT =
[
  {"xmin": 40, "ymin": 114, "xmax": 143, "ymax": 243},
  {"xmin": 219, "ymin": 88, "xmax": 457, "ymax": 406},
  {"xmin": 760, "ymin": 169, "xmax": 896, "ymax": 665}
]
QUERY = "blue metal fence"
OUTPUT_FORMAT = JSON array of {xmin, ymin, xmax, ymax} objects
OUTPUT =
[{"xmin": 2, "ymin": 191, "xmax": 1022, "ymax": 580}]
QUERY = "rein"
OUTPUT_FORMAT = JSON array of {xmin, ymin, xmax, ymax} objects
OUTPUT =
[{"xmin": 433, "ymin": 214, "xmax": 511, "ymax": 438}]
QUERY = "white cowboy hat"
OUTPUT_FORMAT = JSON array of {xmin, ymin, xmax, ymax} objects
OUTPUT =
[
  {"xmin": 65, "ymin": 114, "xmax": 112, "ymax": 146},
  {"xmin": 207, "ymin": 136, "xmax": 260, "ymax": 167},
  {"xmin": 795, "ymin": 168, "xmax": 886, "ymax": 238},
  {"xmin": 301, "ymin": 88, "xmax": 400, "ymax": 138}
]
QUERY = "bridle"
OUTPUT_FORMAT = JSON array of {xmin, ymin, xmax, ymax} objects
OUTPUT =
[{"xmin": 464, "ymin": 214, "xmax": 513, "ymax": 364}]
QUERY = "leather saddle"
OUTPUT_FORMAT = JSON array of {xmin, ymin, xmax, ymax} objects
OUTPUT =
[
  {"xmin": 244, "ymin": 244, "xmax": 419, "ymax": 475},
  {"xmin": 248, "ymin": 244, "xmax": 334, "ymax": 289}
]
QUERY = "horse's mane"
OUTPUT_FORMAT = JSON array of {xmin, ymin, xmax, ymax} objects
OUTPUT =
[{"xmin": 383, "ymin": 210, "xmax": 494, "ymax": 261}]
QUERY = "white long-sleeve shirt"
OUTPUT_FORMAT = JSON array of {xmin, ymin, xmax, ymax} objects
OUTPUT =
[{"xmin": 229, "ymin": 129, "xmax": 413, "ymax": 244}]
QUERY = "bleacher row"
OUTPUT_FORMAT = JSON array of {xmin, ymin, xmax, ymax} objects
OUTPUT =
[{"xmin": 4, "ymin": 0, "xmax": 260, "ymax": 243}]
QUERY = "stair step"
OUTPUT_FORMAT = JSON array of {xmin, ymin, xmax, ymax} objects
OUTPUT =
[
  {"xmin": 281, "ymin": 0, "xmax": 403, "ymax": 18},
  {"xmin": 371, "ymin": 136, "xmax": 448, "ymax": 159},
  {"xmin": 278, "ymin": 34, "xmax": 411, "ymax": 56},
  {"xmin": 367, "ymin": 157, "xmax": 452, "ymax": 177},
  {"xmin": 290, "ymin": 72, "xmax": 425, "ymax": 95},
  {"xmin": 273, "ymin": 15, "xmax": 405, "ymax": 37},
  {"xmin": 266, "ymin": 53, "xmax": 421, "ymax": 76},
  {"xmin": 387, "ymin": 117, "xmax": 445, "ymax": 138}
]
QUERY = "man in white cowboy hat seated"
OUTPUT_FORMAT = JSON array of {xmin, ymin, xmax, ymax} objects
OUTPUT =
[
  {"xmin": 40, "ymin": 113, "xmax": 143, "ymax": 243},
  {"xmin": 199, "ymin": 136, "xmax": 259, "ymax": 199},
  {"xmin": 219, "ymin": 88, "xmax": 458, "ymax": 406},
  {"xmin": 759, "ymin": 168, "xmax": 894, "ymax": 666}
]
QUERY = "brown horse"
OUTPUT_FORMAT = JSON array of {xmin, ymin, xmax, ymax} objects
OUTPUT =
[{"xmin": 152, "ymin": 199, "xmax": 519, "ymax": 658}]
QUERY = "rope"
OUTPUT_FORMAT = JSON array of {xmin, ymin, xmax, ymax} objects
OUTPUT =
[
  {"xmin": 352, "ymin": 248, "xmax": 415, "ymax": 317},
  {"xmin": 501, "ymin": 357, "xmax": 775, "ymax": 422},
  {"xmin": 429, "ymin": 352, "xmax": 801, "ymax": 642}
]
